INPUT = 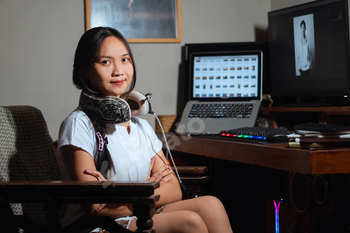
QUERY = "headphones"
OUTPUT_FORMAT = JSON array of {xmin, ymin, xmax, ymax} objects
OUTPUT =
[
  {"xmin": 79, "ymin": 90, "xmax": 153, "ymax": 124},
  {"xmin": 126, "ymin": 91, "xmax": 153, "ymax": 117}
]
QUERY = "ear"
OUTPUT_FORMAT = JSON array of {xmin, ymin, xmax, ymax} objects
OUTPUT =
[{"xmin": 126, "ymin": 91, "xmax": 152, "ymax": 117}]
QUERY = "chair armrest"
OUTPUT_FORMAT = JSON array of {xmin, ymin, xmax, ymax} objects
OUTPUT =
[
  {"xmin": 0, "ymin": 181, "xmax": 160, "ymax": 233},
  {"xmin": 174, "ymin": 166, "xmax": 208, "ymax": 175},
  {"xmin": 0, "ymin": 180, "xmax": 159, "ymax": 204}
]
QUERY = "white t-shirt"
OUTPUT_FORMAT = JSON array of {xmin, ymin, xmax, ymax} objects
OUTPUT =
[
  {"xmin": 300, "ymin": 37, "xmax": 311, "ymax": 71},
  {"xmin": 57, "ymin": 106, "xmax": 162, "ymax": 227}
]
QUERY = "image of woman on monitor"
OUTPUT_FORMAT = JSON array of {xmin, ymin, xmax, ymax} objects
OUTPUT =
[{"xmin": 294, "ymin": 15, "xmax": 315, "ymax": 76}]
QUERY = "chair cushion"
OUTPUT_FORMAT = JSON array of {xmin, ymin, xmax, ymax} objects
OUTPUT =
[{"xmin": 0, "ymin": 106, "xmax": 61, "ymax": 226}]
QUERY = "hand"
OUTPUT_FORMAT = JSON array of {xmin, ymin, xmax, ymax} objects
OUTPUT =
[
  {"xmin": 146, "ymin": 157, "xmax": 173, "ymax": 184},
  {"xmin": 84, "ymin": 169, "xmax": 107, "ymax": 181},
  {"xmin": 84, "ymin": 169, "xmax": 107, "ymax": 213}
]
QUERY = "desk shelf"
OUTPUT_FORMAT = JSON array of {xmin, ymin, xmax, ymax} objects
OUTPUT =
[{"xmin": 260, "ymin": 106, "xmax": 350, "ymax": 128}]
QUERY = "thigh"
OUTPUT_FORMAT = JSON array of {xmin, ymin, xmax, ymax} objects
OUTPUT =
[
  {"xmin": 161, "ymin": 196, "xmax": 232, "ymax": 233},
  {"xmin": 163, "ymin": 195, "xmax": 224, "ymax": 214},
  {"xmin": 128, "ymin": 210, "xmax": 208, "ymax": 233}
]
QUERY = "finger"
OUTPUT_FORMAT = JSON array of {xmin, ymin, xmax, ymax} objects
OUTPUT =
[
  {"xmin": 94, "ymin": 203, "xmax": 107, "ymax": 213},
  {"xmin": 159, "ymin": 169, "xmax": 174, "ymax": 182},
  {"xmin": 159, "ymin": 174, "xmax": 173, "ymax": 184},
  {"xmin": 148, "ymin": 163, "xmax": 167, "ymax": 182},
  {"xmin": 84, "ymin": 169, "xmax": 99, "ymax": 179},
  {"xmin": 151, "ymin": 173, "xmax": 159, "ymax": 182},
  {"xmin": 152, "ymin": 167, "xmax": 172, "ymax": 183},
  {"xmin": 158, "ymin": 167, "xmax": 172, "ymax": 179},
  {"xmin": 152, "ymin": 164, "xmax": 170, "ymax": 178},
  {"xmin": 147, "ymin": 175, "xmax": 157, "ymax": 182},
  {"xmin": 84, "ymin": 169, "xmax": 106, "ymax": 181}
]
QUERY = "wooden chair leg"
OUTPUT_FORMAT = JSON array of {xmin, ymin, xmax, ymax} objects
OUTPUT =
[{"xmin": 134, "ymin": 203, "xmax": 156, "ymax": 233}]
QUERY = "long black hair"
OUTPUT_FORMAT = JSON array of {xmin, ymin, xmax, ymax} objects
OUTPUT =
[{"xmin": 72, "ymin": 27, "xmax": 136, "ymax": 175}]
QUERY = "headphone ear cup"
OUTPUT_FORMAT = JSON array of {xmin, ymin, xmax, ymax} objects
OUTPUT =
[{"xmin": 126, "ymin": 91, "xmax": 151, "ymax": 117}]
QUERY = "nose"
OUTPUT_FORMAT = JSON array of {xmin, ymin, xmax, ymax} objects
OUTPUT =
[{"xmin": 112, "ymin": 63, "xmax": 125, "ymax": 77}]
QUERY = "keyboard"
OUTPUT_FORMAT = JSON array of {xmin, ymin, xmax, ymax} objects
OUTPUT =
[
  {"xmin": 219, "ymin": 127, "xmax": 294, "ymax": 142},
  {"xmin": 188, "ymin": 103, "xmax": 254, "ymax": 119}
]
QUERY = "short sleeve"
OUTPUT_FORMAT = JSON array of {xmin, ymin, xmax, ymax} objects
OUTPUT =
[
  {"xmin": 134, "ymin": 118, "xmax": 163, "ymax": 156},
  {"xmin": 57, "ymin": 109, "xmax": 96, "ymax": 164}
]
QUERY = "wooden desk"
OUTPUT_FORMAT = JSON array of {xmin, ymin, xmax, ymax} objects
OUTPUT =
[
  {"xmin": 160, "ymin": 133, "xmax": 350, "ymax": 233},
  {"xmin": 161, "ymin": 133, "xmax": 350, "ymax": 174}
]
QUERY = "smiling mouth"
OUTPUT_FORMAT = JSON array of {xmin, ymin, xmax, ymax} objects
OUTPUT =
[{"xmin": 111, "ymin": 80, "xmax": 125, "ymax": 86}]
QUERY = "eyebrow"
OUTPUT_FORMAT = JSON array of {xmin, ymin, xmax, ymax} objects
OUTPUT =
[
  {"xmin": 99, "ymin": 53, "xmax": 130, "ymax": 58},
  {"xmin": 99, "ymin": 55, "xmax": 113, "ymax": 59}
]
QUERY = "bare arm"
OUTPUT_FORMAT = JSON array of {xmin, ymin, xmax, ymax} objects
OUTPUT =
[
  {"xmin": 80, "ymin": 148, "xmax": 182, "ymax": 209},
  {"xmin": 151, "ymin": 149, "xmax": 183, "ymax": 207},
  {"xmin": 62, "ymin": 145, "xmax": 133, "ymax": 217}
]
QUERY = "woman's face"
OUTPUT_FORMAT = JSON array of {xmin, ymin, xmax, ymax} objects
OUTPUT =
[
  {"xmin": 86, "ymin": 36, "xmax": 134, "ymax": 97},
  {"xmin": 300, "ymin": 24, "xmax": 306, "ymax": 36}
]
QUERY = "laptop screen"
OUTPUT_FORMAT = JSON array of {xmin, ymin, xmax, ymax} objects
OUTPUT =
[{"xmin": 189, "ymin": 51, "xmax": 262, "ymax": 101}]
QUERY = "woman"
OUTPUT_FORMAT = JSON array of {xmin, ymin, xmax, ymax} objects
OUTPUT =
[
  {"xmin": 57, "ymin": 26, "xmax": 233, "ymax": 233},
  {"xmin": 297, "ymin": 20, "xmax": 311, "ymax": 75}
]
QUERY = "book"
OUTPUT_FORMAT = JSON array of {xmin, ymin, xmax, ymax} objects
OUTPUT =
[
  {"xmin": 287, "ymin": 123, "xmax": 350, "ymax": 148},
  {"xmin": 288, "ymin": 138, "xmax": 350, "ymax": 148},
  {"xmin": 297, "ymin": 137, "xmax": 350, "ymax": 143},
  {"xmin": 294, "ymin": 123, "xmax": 350, "ymax": 133}
]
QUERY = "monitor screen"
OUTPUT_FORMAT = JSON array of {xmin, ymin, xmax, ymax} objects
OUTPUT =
[
  {"xmin": 268, "ymin": 0, "xmax": 350, "ymax": 104},
  {"xmin": 190, "ymin": 51, "xmax": 262, "ymax": 100},
  {"xmin": 183, "ymin": 42, "xmax": 269, "ymax": 104}
]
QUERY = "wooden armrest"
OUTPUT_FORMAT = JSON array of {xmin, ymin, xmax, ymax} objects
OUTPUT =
[
  {"xmin": 0, "ymin": 181, "xmax": 160, "ymax": 232},
  {"xmin": 181, "ymin": 176, "xmax": 209, "ymax": 184},
  {"xmin": 0, "ymin": 180, "xmax": 160, "ymax": 204},
  {"xmin": 173, "ymin": 166, "xmax": 208, "ymax": 175}
]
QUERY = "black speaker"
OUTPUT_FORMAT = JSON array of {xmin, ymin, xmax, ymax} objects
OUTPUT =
[
  {"xmin": 289, "ymin": 173, "xmax": 350, "ymax": 233},
  {"xmin": 291, "ymin": 173, "xmax": 314, "ymax": 213}
]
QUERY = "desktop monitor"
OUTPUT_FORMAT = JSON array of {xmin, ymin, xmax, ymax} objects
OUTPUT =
[{"xmin": 268, "ymin": 0, "xmax": 350, "ymax": 105}]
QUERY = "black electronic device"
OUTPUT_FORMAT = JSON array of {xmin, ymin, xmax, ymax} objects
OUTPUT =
[
  {"xmin": 268, "ymin": 0, "xmax": 350, "ymax": 106},
  {"xmin": 294, "ymin": 122, "xmax": 350, "ymax": 133},
  {"xmin": 219, "ymin": 127, "xmax": 294, "ymax": 143}
]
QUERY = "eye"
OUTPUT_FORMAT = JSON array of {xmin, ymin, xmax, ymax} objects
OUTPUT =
[
  {"xmin": 122, "ymin": 57, "xmax": 131, "ymax": 63},
  {"xmin": 101, "ymin": 60, "xmax": 111, "ymax": 65}
]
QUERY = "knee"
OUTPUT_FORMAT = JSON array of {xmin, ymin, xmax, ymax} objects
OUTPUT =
[
  {"xmin": 200, "ymin": 196, "xmax": 225, "ymax": 209},
  {"xmin": 197, "ymin": 195, "xmax": 228, "ymax": 218},
  {"xmin": 183, "ymin": 211, "xmax": 208, "ymax": 233}
]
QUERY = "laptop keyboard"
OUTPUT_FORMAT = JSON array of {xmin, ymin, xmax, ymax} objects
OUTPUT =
[{"xmin": 187, "ymin": 103, "xmax": 254, "ymax": 119}]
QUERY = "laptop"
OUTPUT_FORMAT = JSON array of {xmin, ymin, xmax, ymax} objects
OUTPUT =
[{"xmin": 176, "ymin": 50, "xmax": 263, "ymax": 135}]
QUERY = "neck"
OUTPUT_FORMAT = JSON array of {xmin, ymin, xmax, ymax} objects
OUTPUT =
[{"xmin": 118, "ymin": 121, "xmax": 131, "ymax": 134}]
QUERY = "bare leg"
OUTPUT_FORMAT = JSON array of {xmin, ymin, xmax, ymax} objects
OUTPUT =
[
  {"xmin": 129, "ymin": 196, "xmax": 233, "ymax": 233},
  {"xmin": 164, "ymin": 196, "xmax": 233, "ymax": 233},
  {"xmin": 129, "ymin": 210, "xmax": 208, "ymax": 233}
]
